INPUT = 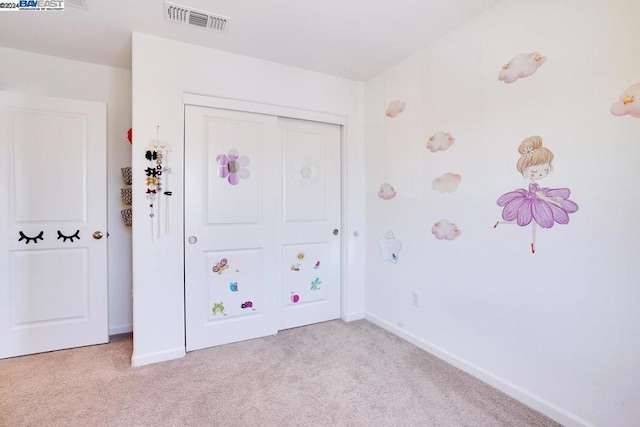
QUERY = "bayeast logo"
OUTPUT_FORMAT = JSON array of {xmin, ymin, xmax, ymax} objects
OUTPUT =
[{"xmin": 19, "ymin": 0, "xmax": 64, "ymax": 10}]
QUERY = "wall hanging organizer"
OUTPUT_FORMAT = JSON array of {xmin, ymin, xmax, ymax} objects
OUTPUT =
[
  {"xmin": 144, "ymin": 126, "xmax": 173, "ymax": 239},
  {"xmin": 121, "ymin": 128, "xmax": 133, "ymax": 227}
]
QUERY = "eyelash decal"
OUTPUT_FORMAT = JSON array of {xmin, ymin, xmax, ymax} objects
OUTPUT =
[
  {"xmin": 57, "ymin": 230, "xmax": 80, "ymax": 243},
  {"xmin": 18, "ymin": 231, "xmax": 44, "ymax": 244}
]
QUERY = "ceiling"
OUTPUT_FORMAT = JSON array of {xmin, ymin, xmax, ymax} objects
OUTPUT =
[{"xmin": 0, "ymin": 0, "xmax": 501, "ymax": 81}]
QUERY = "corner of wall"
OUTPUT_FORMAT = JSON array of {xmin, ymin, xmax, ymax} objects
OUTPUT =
[{"xmin": 131, "ymin": 347, "xmax": 186, "ymax": 368}]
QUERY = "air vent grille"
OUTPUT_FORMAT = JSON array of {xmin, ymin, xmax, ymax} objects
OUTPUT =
[
  {"xmin": 66, "ymin": 0, "xmax": 89, "ymax": 11},
  {"xmin": 165, "ymin": 1, "xmax": 229, "ymax": 33}
]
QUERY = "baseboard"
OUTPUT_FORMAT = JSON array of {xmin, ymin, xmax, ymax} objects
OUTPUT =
[
  {"xmin": 342, "ymin": 312, "xmax": 365, "ymax": 322},
  {"xmin": 131, "ymin": 347, "xmax": 185, "ymax": 367},
  {"xmin": 365, "ymin": 313, "xmax": 595, "ymax": 427},
  {"xmin": 109, "ymin": 324, "xmax": 133, "ymax": 335}
]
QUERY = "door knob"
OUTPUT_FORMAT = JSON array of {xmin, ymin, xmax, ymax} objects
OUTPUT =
[
  {"xmin": 333, "ymin": 229, "xmax": 339, "ymax": 236},
  {"xmin": 93, "ymin": 231, "xmax": 104, "ymax": 240},
  {"xmin": 188, "ymin": 236, "xmax": 198, "ymax": 244}
]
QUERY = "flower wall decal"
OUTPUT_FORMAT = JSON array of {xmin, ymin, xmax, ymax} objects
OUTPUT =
[
  {"xmin": 293, "ymin": 162, "xmax": 319, "ymax": 187},
  {"xmin": 217, "ymin": 149, "xmax": 250, "ymax": 185}
]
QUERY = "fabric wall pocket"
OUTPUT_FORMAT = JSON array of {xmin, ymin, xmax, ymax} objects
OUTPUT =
[
  {"xmin": 121, "ymin": 167, "xmax": 132, "ymax": 185},
  {"xmin": 121, "ymin": 208, "xmax": 132, "ymax": 227},
  {"xmin": 121, "ymin": 187, "xmax": 132, "ymax": 205}
]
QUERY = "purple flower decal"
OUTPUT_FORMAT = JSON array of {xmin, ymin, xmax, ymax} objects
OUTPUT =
[{"xmin": 216, "ymin": 149, "xmax": 250, "ymax": 185}]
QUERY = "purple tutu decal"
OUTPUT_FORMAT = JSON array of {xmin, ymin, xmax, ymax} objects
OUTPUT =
[{"xmin": 497, "ymin": 183, "xmax": 578, "ymax": 228}]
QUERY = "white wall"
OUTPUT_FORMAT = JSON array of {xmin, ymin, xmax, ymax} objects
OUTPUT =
[
  {"xmin": 0, "ymin": 47, "xmax": 133, "ymax": 336},
  {"xmin": 364, "ymin": 0, "xmax": 640, "ymax": 425},
  {"xmin": 131, "ymin": 33, "xmax": 366, "ymax": 367}
]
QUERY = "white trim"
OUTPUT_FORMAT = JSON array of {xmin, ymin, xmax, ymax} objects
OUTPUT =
[
  {"xmin": 342, "ymin": 312, "xmax": 365, "ymax": 322},
  {"xmin": 339, "ymin": 125, "xmax": 349, "ymax": 322},
  {"xmin": 365, "ymin": 313, "xmax": 595, "ymax": 427},
  {"xmin": 109, "ymin": 324, "xmax": 133, "ymax": 335},
  {"xmin": 131, "ymin": 347, "xmax": 186, "ymax": 367},
  {"xmin": 183, "ymin": 93, "xmax": 346, "ymax": 126}
]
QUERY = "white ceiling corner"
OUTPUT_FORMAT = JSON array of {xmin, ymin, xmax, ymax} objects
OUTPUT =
[{"xmin": 0, "ymin": 0, "xmax": 502, "ymax": 81}]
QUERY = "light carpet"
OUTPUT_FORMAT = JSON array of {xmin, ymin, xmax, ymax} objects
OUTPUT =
[{"xmin": 0, "ymin": 319, "xmax": 559, "ymax": 426}]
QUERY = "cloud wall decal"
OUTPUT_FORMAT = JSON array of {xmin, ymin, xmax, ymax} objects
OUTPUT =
[
  {"xmin": 427, "ymin": 131, "xmax": 455, "ymax": 153},
  {"xmin": 610, "ymin": 82, "xmax": 640, "ymax": 118},
  {"xmin": 432, "ymin": 173, "xmax": 462, "ymax": 193},
  {"xmin": 385, "ymin": 100, "xmax": 406, "ymax": 118},
  {"xmin": 499, "ymin": 52, "xmax": 546, "ymax": 84}
]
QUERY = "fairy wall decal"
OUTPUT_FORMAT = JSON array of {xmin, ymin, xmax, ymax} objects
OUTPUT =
[{"xmin": 494, "ymin": 136, "xmax": 578, "ymax": 253}]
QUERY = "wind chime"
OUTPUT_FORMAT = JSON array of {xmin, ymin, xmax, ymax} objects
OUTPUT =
[{"xmin": 144, "ymin": 126, "xmax": 172, "ymax": 240}]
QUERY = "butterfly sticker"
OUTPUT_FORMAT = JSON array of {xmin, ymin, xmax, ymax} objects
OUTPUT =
[{"xmin": 212, "ymin": 258, "xmax": 229, "ymax": 275}]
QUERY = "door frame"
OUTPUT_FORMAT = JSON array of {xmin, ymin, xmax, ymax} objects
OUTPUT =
[{"xmin": 182, "ymin": 93, "xmax": 349, "ymax": 332}]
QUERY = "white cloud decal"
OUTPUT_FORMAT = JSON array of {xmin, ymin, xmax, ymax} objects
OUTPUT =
[
  {"xmin": 378, "ymin": 183, "xmax": 397, "ymax": 200},
  {"xmin": 427, "ymin": 131, "xmax": 455, "ymax": 153},
  {"xmin": 610, "ymin": 82, "xmax": 640, "ymax": 118},
  {"xmin": 432, "ymin": 219, "xmax": 461, "ymax": 241},
  {"xmin": 498, "ymin": 52, "xmax": 546, "ymax": 84},
  {"xmin": 385, "ymin": 100, "xmax": 406, "ymax": 118},
  {"xmin": 432, "ymin": 173, "xmax": 461, "ymax": 193}
]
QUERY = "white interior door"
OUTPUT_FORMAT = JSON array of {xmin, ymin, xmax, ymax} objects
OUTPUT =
[
  {"xmin": 184, "ymin": 106, "xmax": 280, "ymax": 351},
  {"xmin": 184, "ymin": 105, "xmax": 341, "ymax": 352},
  {"xmin": 0, "ymin": 91, "xmax": 108, "ymax": 359},
  {"xmin": 278, "ymin": 118, "xmax": 341, "ymax": 330}
]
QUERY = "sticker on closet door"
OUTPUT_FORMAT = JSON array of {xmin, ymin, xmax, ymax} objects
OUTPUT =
[
  {"xmin": 216, "ymin": 149, "xmax": 250, "ymax": 186},
  {"xmin": 283, "ymin": 244, "xmax": 328, "ymax": 305},
  {"xmin": 283, "ymin": 131, "xmax": 327, "ymax": 222},
  {"xmin": 292, "ymin": 162, "xmax": 319, "ymax": 187},
  {"xmin": 207, "ymin": 249, "xmax": 261, "ymax": 321},
  {"xmin": 207, "ymin": 139, "xmax": 260, "ymax": 226}
]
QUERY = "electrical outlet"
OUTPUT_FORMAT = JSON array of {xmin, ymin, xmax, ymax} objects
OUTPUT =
[{"xmin": 411, "ymin": 290, "xmax": 420, "ymax": 307}]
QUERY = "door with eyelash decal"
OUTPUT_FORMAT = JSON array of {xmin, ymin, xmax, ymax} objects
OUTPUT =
[
  {"xmin": 1, "ymin": 91, "xmax": 108, "ymax": 359},
  {"xmin": 57, "ymin": 230, "xmax": 80, "ymax": 243},
  {"xmin": 18, "ymin": 231, "xmax": 44, "ymax": 244}
]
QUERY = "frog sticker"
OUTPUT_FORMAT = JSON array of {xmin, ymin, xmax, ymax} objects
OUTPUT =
[{"xmin": 211, "ymin": 302, "xmax": 227, "ymax": 316}]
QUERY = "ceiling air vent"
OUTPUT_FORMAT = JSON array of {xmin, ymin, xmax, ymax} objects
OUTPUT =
[
  {"xmin": 66, "ymin": 0, "xmax": 89, "ymax": 11},
  {"xmin": 165, "ymin": 1, "xmax": 230, "ymax": 33}
]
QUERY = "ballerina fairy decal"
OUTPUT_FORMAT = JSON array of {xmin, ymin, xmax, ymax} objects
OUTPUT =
[{"xmin": 494, "ymin": 136, "xmax": 578, "ymax": 253}]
